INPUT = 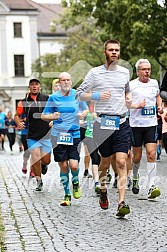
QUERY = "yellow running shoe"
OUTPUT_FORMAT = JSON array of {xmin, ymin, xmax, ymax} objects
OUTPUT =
[
  {"xmin": 148, "ymin": 186, "xmax": 161, "ymax": 199},
  {"xmin": 72, "ymin": 182, "xmax": 81, "ymax": 199},
  {"xmin": 60, "ymin": 195, "xmax": 71, "ymax": 206}
]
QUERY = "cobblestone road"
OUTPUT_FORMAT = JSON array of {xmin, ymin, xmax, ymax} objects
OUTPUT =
[{"xmin": 0, "ymin": 142, "xmax": 167, "ymax": 252}]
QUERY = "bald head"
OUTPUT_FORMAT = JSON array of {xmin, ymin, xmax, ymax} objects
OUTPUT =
[
  {"xmin": 58, "ymin": 72, "xmax": 71, "ymax": 81},
  {"xmin": 58, "ymin": 72, "xmax": 72, "ymax": 95}
]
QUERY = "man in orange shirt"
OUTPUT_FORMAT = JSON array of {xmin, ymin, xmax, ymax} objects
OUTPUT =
[{"xmin": 14, "ymin": 79, "xmax": 52, "ymax": 191}]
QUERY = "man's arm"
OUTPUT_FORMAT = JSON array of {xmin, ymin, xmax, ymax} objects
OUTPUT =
[
  {"xmin": 41, "ymin": 112, "xmax": 60, "ymax": 122},
  {"xmin": 125, "ymin": 94, "xmax": 146, "ymax": 109},
  {"xmin": 160, "ymin": 71, "xmax": 167, "ymax": 101},
  {"xmin": 41, "ymin": 96, "xmax": 60, "ymax": 122},
  {"xmin": 14, "ymin": 101, "xmax": 25, "ymax": 130},
  {"xmin": 156, "ymin": 94, "xmax": 163, "ymax": 114}
]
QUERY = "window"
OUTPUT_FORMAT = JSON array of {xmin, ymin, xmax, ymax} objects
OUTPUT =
[
  {"xmin": 14, "ymin": 55, "xmax": 24, "ymax": 76},
  {"xmin": 14, "ymin": 22, "xmax": 22, "ymax": 37}
]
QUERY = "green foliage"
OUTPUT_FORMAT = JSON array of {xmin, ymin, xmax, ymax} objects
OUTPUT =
[
  {"xmin": 32, "ymin": 0, "xmax": 167, "ymax": 91},
  {"xmin": 61, "ymin": 0, "xmax": 167, "ymax": 69}
]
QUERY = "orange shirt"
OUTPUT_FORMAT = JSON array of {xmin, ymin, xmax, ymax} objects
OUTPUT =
[{"xmin": 16, "ymin": 95, "xmax": 37, "ymax": 115}]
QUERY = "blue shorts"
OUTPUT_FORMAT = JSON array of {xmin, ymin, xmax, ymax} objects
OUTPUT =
[
  {"xmin": 51, "ymin": 136, "xmax": 81, "ymax": 162},
  {"xmin": 93, "ymin": 119, "xmax": 131, "ymax": 157},
  {"xmin": 27, "ymin": 138, "xmax": 52, "ymax": 153}
]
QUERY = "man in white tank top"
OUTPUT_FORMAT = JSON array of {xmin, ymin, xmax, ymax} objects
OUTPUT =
[{"xmin": 129, "ymin": 59, "xmax": 163, "ymax": 199}]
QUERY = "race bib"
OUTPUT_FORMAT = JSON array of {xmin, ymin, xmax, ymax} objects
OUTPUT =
[
  {"xmin": 8, "ymin": 128, "xmax": 14, "ymax": 133},
  {"xmin": 57, "ymin": 132, "xmax": 73, "ymax": 145},
  {"xmin": 141, "ymin": 106, "xmax": 155, "ymax": 116},
  {"xmin": 100, "ymin": 115, "xmax": 120, "ymax": 130}
]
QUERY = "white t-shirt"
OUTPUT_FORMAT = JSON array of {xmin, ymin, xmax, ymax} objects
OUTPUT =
[{"xmin": 129, "ymin": 78, "xmax": 159, "ymax": 127}]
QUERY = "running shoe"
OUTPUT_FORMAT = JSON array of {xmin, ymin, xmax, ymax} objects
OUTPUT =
[
  {"xmin": 36, "ymin": 180, "xmax": 43, "ymax": 191},
  {"xmin": 72, "ymin": 182, "xmax": 81, "ymax": 199},
  {"xmin": 41, "ymin": 164, "xmax": 48, "ymax": 175},
  {"xmin": 29, "ymin": 169, "xmax": 35, "ymax": 178},
  {"xmin": 116, "ymin": 201, "xmax": 130, "ymax": 218},
  {"xmin": 22, "ymin": 166, "xmax": 27, "ymax": 174},
  {"xmin": 148, "ymin": 185, "xmax": 161, "ymax": 199},
  {"xmin": 99, "ymin": 189, "xmax": 109, "ymax": 210},
  {"xmin": 83, "ymin": 170, "xmax": 93, "ymax": 178},
  {"xmin": 60, "ymin": 194, "xmax": 71, "ymax": 206},
  {"xmin": 132, "ymin": 175, "xmax": 139, "ymax": 194},
  {"xmin": 106, "ymin": 173, "xmax": 112, "ymax": 184},
  {"xmin": 95, "ymin": 183, "xmax": 100, "ymax": 195}
]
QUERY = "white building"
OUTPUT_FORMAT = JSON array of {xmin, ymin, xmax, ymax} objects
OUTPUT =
[{"xmin": 0, "ymin": 0, "xmax": 66, "ymax": 113}]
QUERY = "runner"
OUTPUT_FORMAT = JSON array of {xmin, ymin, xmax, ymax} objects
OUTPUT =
[
  {"xmin": 14, "ymin": 78, "xmax": 52, "ymax": 191},
  {"xmin": 0, "ymin": 106, "xmax": 7, "ymax": 151},
  {"xmin": 42, "ymin": 72, "xmax": 88, "ymax": 206},
  {"xmin": 5, "ymin": 111, "xmax": 17, "ymax": 155},
  {"xmin": 82, "ymin": 102, "xmax": 100, "ymax": 194},
  {"xmin": 129, "ymin": 59, "xmax": 163, "ymax": 199},
  {"xmin": 76, "ymin": 39, "xmax": 131, "ymax": 218}
]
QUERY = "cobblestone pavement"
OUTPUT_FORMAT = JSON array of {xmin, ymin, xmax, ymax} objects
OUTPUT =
[{"xmin": 0, "ymin": 142, "xmax": 167, "ymax": 252}]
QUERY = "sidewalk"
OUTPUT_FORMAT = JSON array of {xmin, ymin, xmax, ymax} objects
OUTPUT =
[{"xmin": 0, "ymin": 141, "xmax": 167, "ymax": 252}]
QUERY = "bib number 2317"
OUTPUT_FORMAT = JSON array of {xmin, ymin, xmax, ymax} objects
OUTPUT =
[{"xmin": 57, "ymin": 132, "xmax": 73, "ymax": 145}]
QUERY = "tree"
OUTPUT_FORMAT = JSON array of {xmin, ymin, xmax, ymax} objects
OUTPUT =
[
  {"xmin": 61, "ymin": 0, "xmax": 167, "ymax": 69},
  {"xmin": 32, "ymin": 0, "xmax": 166, "ymax": 92}
]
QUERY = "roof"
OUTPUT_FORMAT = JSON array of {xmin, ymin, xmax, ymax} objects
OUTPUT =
[
  {"xmin": 29, "ymin": 1, "xmax": 65, "ymax": 34},
  {"xmin": 2, "ymin": 0, "xmax": 66, "ymax": 34},
  {"xmin": 2, "ymin": 0, "xmax": 37, "ymax": 10}
]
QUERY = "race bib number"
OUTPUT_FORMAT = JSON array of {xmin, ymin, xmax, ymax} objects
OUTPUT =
[
  {"xmin": 57, "ymin": 132, "xmax": 73, "ymax": 145},
  {"xmin": 100, "ymin": 115, "xmax": 120, "ymax": 130},
  {"xmin": 8, "ymin": 128, "xmax": 14, "ymax": 133},
  {"xmin": 141, "ymin": 106, "xmax": 155, "ymax": 116}
]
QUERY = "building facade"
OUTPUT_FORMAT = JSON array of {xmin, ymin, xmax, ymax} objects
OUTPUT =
[{"xmin": 0, "ymin": 0, "xmax": 66, "ymax": 113}]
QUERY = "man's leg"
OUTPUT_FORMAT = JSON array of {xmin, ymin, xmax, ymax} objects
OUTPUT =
[
  {"xmin": 110, "ymin": 154, "xmax": 118, "ymax": 187},
  {"xmin": 99, "ymin": 156, "xmax": 110, "ymax": 209},
  {"xmin": 59, "ymin": 161, "xmax": 72, "ymax": 206},
  {"xmin": 83, "ymin": 144, "xmax": 91, "ymax": 178},
  {"xmin": 116, "ymin": 152, "xmax": 128, "ymax": 203},
  {"xmin": 145, "ymin": 143, "xmax": 160, "ymax": 199},
  {"xmin": 30, "ymin": 147, "xmax": 43, "ymax": 191},
  {"xmin": 131, "ymin": 146, "xmax": 142, "ymax": 194},
  {"xmin": 115, "ymin": 152, "xmax": 130, "ymax": 217}
]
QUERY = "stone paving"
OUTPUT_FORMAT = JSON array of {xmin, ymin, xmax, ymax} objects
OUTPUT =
[{"xmin": 0, "ymin": 142, "xmax": 167, "ymax": 252}]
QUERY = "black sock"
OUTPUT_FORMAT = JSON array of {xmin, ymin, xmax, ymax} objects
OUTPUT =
[{"xmin": 84, "ymin": 169, "xmax": 88, "ymax": 176}]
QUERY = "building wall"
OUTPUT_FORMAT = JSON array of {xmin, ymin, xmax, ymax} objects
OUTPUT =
[{"xmin": 0, "ymin": 2, "xmax": 66, "ymax": 115}]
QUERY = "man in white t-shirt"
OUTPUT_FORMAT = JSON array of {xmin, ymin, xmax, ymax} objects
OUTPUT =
[{"xmin": 129, "ymin": 59, "xmax": 163, "ymax": 199}]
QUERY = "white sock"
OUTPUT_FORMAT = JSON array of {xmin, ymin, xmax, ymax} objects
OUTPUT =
[
  {"xmin": 132, "ymin": 162, "xmax": 140, "ymax": 179},
  {"xmin": 147, "ymin": 162, "xmax": 156, "ymax": 189}
]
